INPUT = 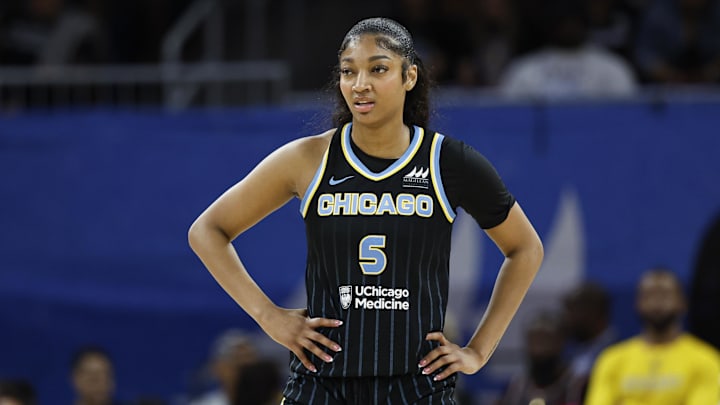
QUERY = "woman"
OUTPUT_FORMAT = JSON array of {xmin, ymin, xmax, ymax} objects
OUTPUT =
[{"xmin": 189, "ymin": 17, "xmax": 543, "ymax": 404}]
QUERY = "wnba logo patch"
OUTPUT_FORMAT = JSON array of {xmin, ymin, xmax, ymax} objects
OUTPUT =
[
  {"xmin": 403, "ymin": 166, "xmax": 430, "ymax": 189},
  {"xmin": 339, "ymin": 285, "xmax": 352, "ymax": 309}
]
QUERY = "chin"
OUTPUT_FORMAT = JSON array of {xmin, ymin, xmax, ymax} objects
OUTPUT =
[
  {"xmin": 351, "ymin": 114, "xmax": 378, "ymax": 127},
  {"xmin": 353, "ymin": 113, "xmax": 394, "ymax": 129}
]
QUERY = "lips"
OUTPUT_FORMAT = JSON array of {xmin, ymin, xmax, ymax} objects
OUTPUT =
[{"xmin": 353, "ymin": 99, "xmax": 375, "ymax": 113}]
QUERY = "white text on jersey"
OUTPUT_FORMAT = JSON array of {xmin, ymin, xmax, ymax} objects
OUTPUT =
[{"xmin": 317, "ymin": 192, "xmax": 433, "ymax": 217}]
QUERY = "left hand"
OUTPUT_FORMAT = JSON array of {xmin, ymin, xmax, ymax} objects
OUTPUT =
[{"xmin": 417, "ymin": 332, "xmax": 488, "ymax": 381}]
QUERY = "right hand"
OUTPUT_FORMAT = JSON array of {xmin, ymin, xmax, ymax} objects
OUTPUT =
[{"xmin": 260, "ymin": 307, "xmax": 343, "ymax": 372}]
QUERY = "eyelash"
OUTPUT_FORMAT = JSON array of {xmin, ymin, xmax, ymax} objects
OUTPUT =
[{"xmin": 340, "ymin": 65, "xmax": 389, "ymax": 76}]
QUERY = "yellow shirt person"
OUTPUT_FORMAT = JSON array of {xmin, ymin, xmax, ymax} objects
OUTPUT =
[{"xmin": 585, "ymin": 333, "xmax": 720, "ymax": 405}]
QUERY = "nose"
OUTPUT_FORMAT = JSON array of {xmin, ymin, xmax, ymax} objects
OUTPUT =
[{"xmin": 352, "ymin": 72, "xmax": 370, "ymax": 93}]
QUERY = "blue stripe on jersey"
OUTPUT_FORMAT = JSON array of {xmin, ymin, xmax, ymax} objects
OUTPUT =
[
  {"xmin": 341, "ymin": 123, "xmax": 425, "ymax": 181},
  {"xmin": 300, "ymin": 148, "xmax": 330, "ymax": 217},
  {"xmin": 430, "ymin": 133, "xmax": 456, "ymax": 222}
]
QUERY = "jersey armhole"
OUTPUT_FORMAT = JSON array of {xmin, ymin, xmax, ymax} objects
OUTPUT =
[
  {"xmin": 430, "ymin": 133, "xmax": 456, "ymax": 223},
  {"xmin": 299, "ymin": 147, "xmax": 330, "ymax": 218}
]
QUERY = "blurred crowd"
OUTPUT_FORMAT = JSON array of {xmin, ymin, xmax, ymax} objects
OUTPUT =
[
  {"xmin": 0, "ymin": 0, "xmax": 193, "ymax": 66},
  {"xmin": 0, "ymin": 331, "xmax": 284, "ymax": 405},
  {"xmin": 392, "ymin": 0, "xmax": 720, "ymax": 93},
  {"xmin": 1, "ymin": 0, "xmax": 720, "ymax": 102},
  {"xmin": 2, "ymin": 266, "xmax": 719, "ymax": 405}
]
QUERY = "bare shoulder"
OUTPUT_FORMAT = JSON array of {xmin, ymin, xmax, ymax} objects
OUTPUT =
[
  {"xmin": 291, "ymin": 129, "xmax": 335, "ymax": 161},
  {"xmin": 277, "ymin": 129, "xmax": 335, "ymax": 198}
]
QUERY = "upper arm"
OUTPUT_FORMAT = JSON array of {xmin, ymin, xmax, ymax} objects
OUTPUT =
[
  {"xmin": 440, "ymin": 138, "xmax": 515, "ymax": 229},
  {"xmin": 686, "ymin": 354, "xmax": 720, "ymax": 405},
  {"xmin": 439, "ymin": 138, "xmax": 537, "ymax": 258},
  {"xmin": 191, "ymin": 133, "xmax": 331, "ymax": 241},
  {"xmin": 483, "ymin": 203, "xmax": 542, "ymax": 259},
  {"xmin": 585, "ymin": 350, "xmax": 617, "ymax": 405}
]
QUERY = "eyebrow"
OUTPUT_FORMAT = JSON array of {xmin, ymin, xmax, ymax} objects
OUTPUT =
[{"xmin": 340, "ymin": 55, "xmax": 392, "ymax": 63}]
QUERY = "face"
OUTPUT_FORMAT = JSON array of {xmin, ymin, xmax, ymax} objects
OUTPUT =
[
  {"xmin": 72, "ymin": 353, "xmax": 115, "ymax": 404},
  {"xmin": 562, "ymin": 299, "xmax": 592, "ymax": 341},
  {"xmin": 339, "ymin": 34, "xmax": 417, "ymax": 128},
  {"xmin": 636, "ymin": 272, "xmax": 685, "ymax": 331},
  {"xmin": 562, "ymin": 292, "xmax": 606, "ymax": 342},
  {"xmin": 527, "ymin": 326, "xmax": 564, "ymax": 360}
]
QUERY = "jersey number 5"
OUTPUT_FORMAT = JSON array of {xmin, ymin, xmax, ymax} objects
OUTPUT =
[{"xmin": 359, "ymin": 235, "xmax": 387, "ymax": 275}]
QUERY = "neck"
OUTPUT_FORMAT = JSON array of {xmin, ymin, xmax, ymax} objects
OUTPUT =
[
  {"xmin": 642, "ymin": 324, "xmax": 682, "ymax": 344},
  {"xmin": 350, "ymin": 120, "xmax": 410, "ymax": 159}
]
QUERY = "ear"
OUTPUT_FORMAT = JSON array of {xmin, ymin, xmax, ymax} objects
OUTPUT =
[{"xmin": 405, "ymin": 64, "xmax": 418, "ymax": 91}]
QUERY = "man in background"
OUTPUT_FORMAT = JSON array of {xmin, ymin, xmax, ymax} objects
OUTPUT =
[
  {"xmin": 499, "ymin": 0, "xmax": 636, "ymax": 99},
  {"xmin": 497, "ymin": 311, "xmax": 584, "ymax": 405},
  {"xmin": 586, "ymin": 268, "xmax": 720, "ymax": 404},
  {"xmin": 562, "ymin": 282, "xmax": 617, "ymax": 398}
]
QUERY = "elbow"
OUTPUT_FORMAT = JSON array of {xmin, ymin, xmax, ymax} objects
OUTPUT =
[
  {"xmin": 187, "ymin": 218, "xmax": 204, "ymax": 253},
  {"xmin": 188, "ymin": 215, "xmax": 214, "ymax": 253},
  {"xmin": 504, "ymin": 235, "xmax": 543, "ymax": 273},
  {"xmin": 516, "ymin": 234, "xmax": 544, "ymax": 271},
  {"xmin": 188, "ymin": 215, "xmax": 232, "ymax": 253},
  {"xmin": 533, "ymin": 236, "xmax": 544, "ymax": 270}
]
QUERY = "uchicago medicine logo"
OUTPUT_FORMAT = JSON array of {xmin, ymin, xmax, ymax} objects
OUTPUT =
[
  {"xmin": 339, "ymin": 285, "xmax": 410, "ymax": 311},
  {"xmin": 339, "ymin": 285, "xmax": 352, "ymax": 309}
]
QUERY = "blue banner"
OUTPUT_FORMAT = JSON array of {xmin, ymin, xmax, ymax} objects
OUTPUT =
[{"xmin": 1, "ymin": 103, "xmax": 719, "ymax": 402}]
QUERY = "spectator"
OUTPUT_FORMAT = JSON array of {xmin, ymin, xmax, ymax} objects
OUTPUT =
[
  {"xmin": 0, "ymin": 380, "xmax": 36, "ymax": 405},
  {"xmin": 499, "ymin": 0, "xmax": 637, "ymax": 99},
  {"xmin": 0, "ymin": 0, "xmax": 107, "ymax": 65},
  {"xmin": 71, "ymin": 346, "xmax": 121, "ymax": 405},
  {"xmin": 190, "ymin": 330, "xmax": 258, "ymax": 405},
  {"xmin": 586, "ymin": 268, "xmax": 720, "ymax": 404},
  {"xmin": 634, "ymin": 0, "xmax": 720, "ymax": 84},
  {"xmin": 232, "ymin": 360, "xmax": 282, "ymax": 405},
  {"xmin": 561, "ymin": 282, "xmax": 618, "ymax": 392},
  {"xmin": 497, "ymin": 311, "xmax": 584, "ymax": 405}
]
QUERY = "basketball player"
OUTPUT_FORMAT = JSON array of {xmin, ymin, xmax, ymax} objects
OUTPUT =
[{"xmin": 189, "ymin": 17, "xmax": 544, "ymax": 404}]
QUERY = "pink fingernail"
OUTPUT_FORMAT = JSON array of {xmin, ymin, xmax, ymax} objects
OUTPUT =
[
  {"xmin": 422, "ymin": 368, "xmax": 430, "ymax": 375},
  {"xmin": 334, "ymin": 345, "xmax": 342, "ymax": 352},
  {"xmin": 418, "ymin": 360, "xmax": 426, "ymax": 367},
  {"xmin": 433, "ymin": 376, "xmax": 439, "ymax": 381},
  {"xmin": 335, "ymin": 320, "xmax": 343, "ymax": 326}
]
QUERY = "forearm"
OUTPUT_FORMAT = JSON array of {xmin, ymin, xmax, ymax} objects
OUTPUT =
[
  {"xmin": 188, "ymin": 221, "xmax": 278, "ymax": 324},
  {"xmin": 466, "ymin": 244, "xmax": 542, "ymax": 358}
]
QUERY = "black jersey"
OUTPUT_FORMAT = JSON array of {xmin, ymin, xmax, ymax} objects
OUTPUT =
[{"xmin": 296, "ymin": 123, "xmax": 459, "ymax": 377}]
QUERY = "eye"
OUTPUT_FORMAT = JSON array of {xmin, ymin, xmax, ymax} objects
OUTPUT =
[
  {"xmin": 340, "ymin": 67, "xmax": 353, "ymax": 76},
  {"xmin": 372, "ymin": 65, "xmax": 388, "ymax": 74}
]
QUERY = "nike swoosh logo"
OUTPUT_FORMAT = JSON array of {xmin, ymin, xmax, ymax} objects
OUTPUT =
[{"xmin": 329, "ymin": 175, "xmax": 354, "ymax": 186}]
